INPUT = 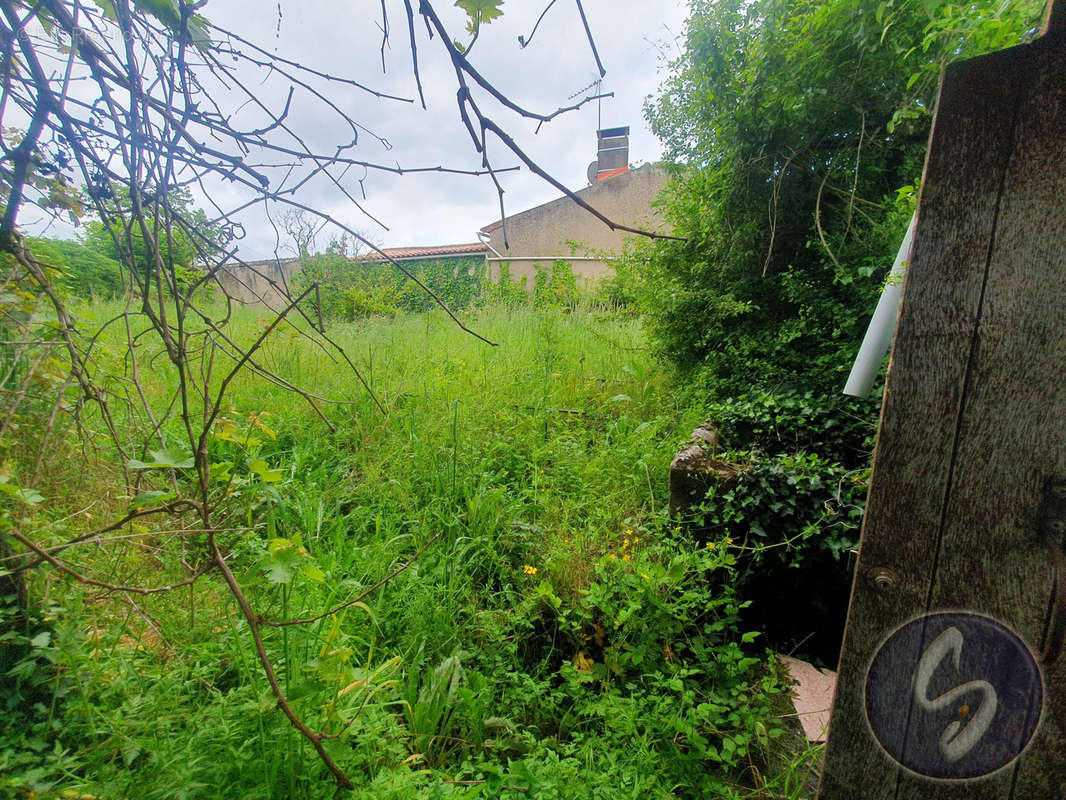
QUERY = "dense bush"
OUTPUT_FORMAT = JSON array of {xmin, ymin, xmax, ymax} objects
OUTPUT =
[
  {"xmin": 637, "ymin": 0, "xmax": 1043, "ymax": 398},
  {"xmin": 25, "ymin": 238, "xmax": 124, "ymax": 299},
  {"xmin": 292, "ymin": 240, "xmax": 487, "ymax": 321},
  {"xmin": 631, "ymin": 0, "xmax": 1043, "ymax": 662},
  {"xmin": 705, "ymin": 390, "xmax": 879, "ymax": 469}
]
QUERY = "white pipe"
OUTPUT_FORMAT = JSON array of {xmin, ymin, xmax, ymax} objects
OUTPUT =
[
  {"xmin": 843, "ymin": 211, "xmax": 918, "ymax": 397},
  {"xmin": 476, "ymin": 229, "xmax": 505, "ymax": 260},
  {"xmin": 485, "ymin": 256, "xmax": 614, "ymax": 262}
]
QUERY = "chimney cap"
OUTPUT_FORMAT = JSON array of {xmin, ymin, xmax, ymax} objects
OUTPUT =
[{"xmin": 597, "ymin": 125, "xmax": 630, "ymax": 139}]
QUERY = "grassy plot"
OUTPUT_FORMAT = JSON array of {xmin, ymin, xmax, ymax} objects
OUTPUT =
[{"xmin": 2, "ymin": 304, "xmax": 818, "ymax": 799}]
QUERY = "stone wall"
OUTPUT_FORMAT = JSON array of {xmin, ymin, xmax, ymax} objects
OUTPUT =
[{"xmin": 215, "ymin": 257, "xmax": 301, "ymax": 309}]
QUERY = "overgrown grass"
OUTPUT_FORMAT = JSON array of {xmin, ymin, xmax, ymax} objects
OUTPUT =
[{"xmin": 2, "ymin": 303, "xmax": 819, "ymax": 799}]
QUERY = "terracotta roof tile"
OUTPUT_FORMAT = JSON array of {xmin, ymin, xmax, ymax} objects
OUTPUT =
[{"xmin": 353, "ymin": 242, "xmax": 487, "ymax": 262}]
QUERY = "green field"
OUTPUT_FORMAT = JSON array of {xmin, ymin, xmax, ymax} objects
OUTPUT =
[{"xmin": 1, "ymin": 302, "xmax": 819, "ymax": 799}]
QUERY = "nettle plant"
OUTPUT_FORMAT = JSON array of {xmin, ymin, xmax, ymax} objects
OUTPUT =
[{"xmin": 0, "ymin": 0, "xmax": 673, "ymax": 788}]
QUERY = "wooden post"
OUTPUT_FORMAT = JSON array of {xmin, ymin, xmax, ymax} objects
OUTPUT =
[{"xmin": 818, "ymin": 5, "xmax": 1066, "ymax": 798}]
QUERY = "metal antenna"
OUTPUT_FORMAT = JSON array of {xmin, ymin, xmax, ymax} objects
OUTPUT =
[{"xmin": 597, "ymin": 78, "xmax": 602, "ymax": 130}]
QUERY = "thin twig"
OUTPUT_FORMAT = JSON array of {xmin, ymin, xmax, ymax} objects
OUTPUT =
[
  {"xmin": 815, "ymin": 163, "xmax": 842, "ymax": 273},
  {"xmin": 259, "ymin": 533, "xmax": 441, "ymax": 628},
  {"xmin": 6, "ymin": 529, "xmax": 212, "ymax": 595},
  {"xmin": 209, "ymin": 533, "xmax": 354, "ymax": 789}
]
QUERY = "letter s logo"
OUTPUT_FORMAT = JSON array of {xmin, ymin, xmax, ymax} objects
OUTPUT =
[{"xmin": 912, "ymin": 626, "xmax": 998, "ymax": 763}]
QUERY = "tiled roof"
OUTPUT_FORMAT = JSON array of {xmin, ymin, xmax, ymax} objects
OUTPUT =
[{"xmin": 353, "ymin": 242, "xmax": 488, "ymax": 262}]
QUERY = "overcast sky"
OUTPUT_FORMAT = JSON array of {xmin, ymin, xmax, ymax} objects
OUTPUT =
[{"xmin": 193, "ymin": 0, "xmax": 691, "ymax": 258}]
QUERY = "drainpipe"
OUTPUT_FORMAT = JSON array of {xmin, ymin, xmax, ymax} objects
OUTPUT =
[
  {"xmin": 477, "ymin": 229, "xmax": 505, "ymax": 260},
  {"xmin": 843, "ymin": 211, "xmax": 918, "ymax": 397}
]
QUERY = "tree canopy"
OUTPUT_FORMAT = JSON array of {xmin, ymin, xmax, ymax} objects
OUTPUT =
[{"xmin": 637, "ymin": 0, "xmax": 1045, "ymax": 396}]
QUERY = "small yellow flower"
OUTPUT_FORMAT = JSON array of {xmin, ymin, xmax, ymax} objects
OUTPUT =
[
  {"xmin": 523, "ymin": 565, "xmax": 538, "ymax": 575},
  {"xmin": 623, "ymin": 538, "xmax": 630, "ymax": 549},
  {"xmin": 724, "ymin": 538, "xmax": 733, "ymax": 546},
  {"xmin": 706, "ymin": 541, "xmax": 716, "ymax": 549},
  {"xmin": 622, "ymin": 553, "xmax": 631, "ymax": 563},
  {"xmin": 640, "ymin": 573, "xmax": 650, "ymax": 580}
]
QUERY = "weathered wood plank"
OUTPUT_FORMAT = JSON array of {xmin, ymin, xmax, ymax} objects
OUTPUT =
[
  {"xmin": 960, "ymin": 29, "xmax": 1066, "ymax": 800},
  {"xmin": 894, "ymin": 33, "xmax": 1066, "ymax": 800},
  {"xmin": 818, "ymin": 23, "xmax": 1066, "ymax": 800}
]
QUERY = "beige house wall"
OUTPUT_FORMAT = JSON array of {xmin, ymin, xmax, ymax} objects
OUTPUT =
[{"xmin": 482, "ymin": 165, "xmax": 669, "ymax": 286}]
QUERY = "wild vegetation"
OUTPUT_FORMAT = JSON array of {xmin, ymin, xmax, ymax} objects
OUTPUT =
[
  {"xmin": 0, "ymin": 0, "xmax": 1051, "ymax": 797},
  {"xmin": 2, "ymin": 300, "xmax": 819, "ymax": 799},
  {"xmin": 636, "ymin": 0, "xmax": 1045, "ymax": 396}
]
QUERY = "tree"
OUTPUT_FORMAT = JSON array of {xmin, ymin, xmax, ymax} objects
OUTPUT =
[
  {"xmin": 26, "ymin": 236, "xmax": 123, "ymax": 298},
  {"xmin": 82, "ymin": 185, "xmax": 225, "ymax": 295},
  {"xmin": 277, "ymin": 208, "xmax": 322, "ymax": 259},
  {"xmin": 0, "ymin": 0, "xmax": 660, "ymax": 789},
  {"xmin": 637, "ymin": 0, "xmax": 1045, "ymax": 397}
]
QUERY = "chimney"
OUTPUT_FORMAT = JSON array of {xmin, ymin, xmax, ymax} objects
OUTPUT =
[{"xmin": 595, "ymin": 125, "xmax": 629, "ymax": 181}]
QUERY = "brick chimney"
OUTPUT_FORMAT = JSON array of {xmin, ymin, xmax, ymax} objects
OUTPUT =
[{"xmin": 595, "ymin": 126, "xmax": 629, "ymax": 181}]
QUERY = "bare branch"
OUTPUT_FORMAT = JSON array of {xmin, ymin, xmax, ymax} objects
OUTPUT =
[
  {"xmin": 209, "ymin": 533, "xmax": 354, "ymax": 789},
  {"xmin": 7, "ymin": 528, "xmax": 212, "ymax": 595},
  {"xmin": 259, "ymin": 533, "xmax": 441, "ymax": 628}
]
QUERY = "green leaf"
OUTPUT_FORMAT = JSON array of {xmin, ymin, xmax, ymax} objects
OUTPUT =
[
  {"xmin": 300, "ymin": 563, "xmax": 326, "ymax": 583},
  {"xmin": 127, "ymin": 448, "xmax": 195, "ymax": 470},
  {"xmin": 134, "ymin": 0, "xmax": 180, "ymax": 28},
  {"xmin": 248, "ymin": 459, "xmax": 283, "ymax": 483},
  {"xmin": 121, "ymin": 740, "xmax": 141, "ymax": 767},
  {"xmin": 455, "ymin": 0, "xmax": 504, "ymax": 33},
  {"xmin": 14, "ymin": 488, "xmax": 44, "ymax": 505},
  {"xmin": 259, "ymin": 544, "xmax": 302, "ymax": 585},
  {"xmin": 92, "ymin": 0, "xmax": 118, "ymax": 21},
  {"xmin": 30, "ymin": 631, "xmax": 51, "ymax": 648},
  {"xmin": 187, "ymin": 15, "xmax": 213, "ymax": 51},
  {"xmin": 128, "ymin": 490, "xmax": 177, "ymax": 510},
  {"xmin": 665, "ymin": 557, "xmax": 687, "ymax": 585},
  {"xmin": 209, "ymin": 461, "xmax": 233, "ymax": 482}
]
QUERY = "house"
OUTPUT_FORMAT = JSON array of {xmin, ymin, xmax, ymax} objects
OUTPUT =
[
  {"xmin": 218, "ymin": 127, "xmax": 668, "ymax": 306},
  {"xmin": 479, "ymin": 127, "xmax": 670, "ymax": 287}
]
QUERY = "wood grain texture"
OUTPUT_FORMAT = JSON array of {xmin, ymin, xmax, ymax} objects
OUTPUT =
[
  {"xmin": 818, "ymin": 24, "xmax": 1065, "ymax": 800},
  {"xmin": 978, "ymin": 29, "xmax": 1066, "ymax": 800}
]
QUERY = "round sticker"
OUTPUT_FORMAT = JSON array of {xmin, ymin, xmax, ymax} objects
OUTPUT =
[{"xmin": 864, "ymin": 611, "xmax": 1044, "ymax": 780}]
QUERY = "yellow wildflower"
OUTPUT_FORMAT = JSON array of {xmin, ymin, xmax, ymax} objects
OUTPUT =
[
  {"xmin": 640, "ymin": 573, "xmax": 650, "ymax": 581},
  {"xmin": 706, "ymin": 541, "xmax": 716, "ymax": 549},
  {"xmin": 622, "ymin": 553, "xmax": 631, "ymax": 563},
  {"xmin": 523, "ymin": 565, "xmax": 538, "ymax": 575},
  {"xmin": 724, "ymin": 538, "xmax": 733, "ymax": 546}
]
